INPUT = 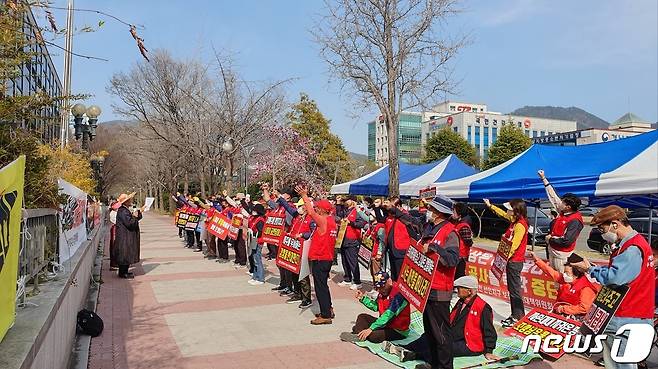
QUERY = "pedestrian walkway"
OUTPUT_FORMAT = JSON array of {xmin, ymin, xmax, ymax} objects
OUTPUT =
[{"xmin": 88, "ymin": 213, "xmax": 606, "ymax": 369}]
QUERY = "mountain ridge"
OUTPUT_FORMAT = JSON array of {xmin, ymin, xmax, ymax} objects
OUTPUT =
[{"xmin": 509, "ymin": 106, "xmax": 609, "ymax": 130}]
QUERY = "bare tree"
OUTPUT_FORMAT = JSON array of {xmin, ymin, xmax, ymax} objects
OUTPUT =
[{"xmin": 313, "ymin": 0, "xmax": 467, "ymax": 196}]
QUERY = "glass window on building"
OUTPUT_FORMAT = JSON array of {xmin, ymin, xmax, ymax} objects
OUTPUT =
[
  {"xmin": 518, "ymin": 121, "xmax": 522, "ymax": 128},
  {"xmin": 525, "ymin": 129, "xmax": 530, "ymax": 136},
  {"xmin": 467, "ymin": 126, "xmax": 472, "ymax": 143},
  {"xmin": 474, "ymin": 126, "xmax": 480, "ymax": 149},
  {"xmin": 450, "ymin": 105, "xmax": 455, "ymax": 111},
  {"xmin": 483, "ymin": 127, "xmax": 489, "ymax": 148},
  {"xmin": 492, "ymin": 127, "xmax": 498, "ymax": 143},
  {"xmin": 532, "ymin": 130, "xmax": 538, "ymax": 138},
  {"xmin": 540, "ymin": 131, "xmax": 546, "ymax": 136},
  {"xmin": 453, "ymin": 127, "xmax": 458, "ymax": 133}
]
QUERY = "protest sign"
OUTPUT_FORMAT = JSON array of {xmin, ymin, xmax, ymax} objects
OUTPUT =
[
  {"xmin": 185, "ymin": 213, "xmax": 200, "ymax": 230},
  {"xmin": 298, "ymin": 239, "xmax": 313, "ymax": 280},
  {"xmin": 397, "ymin": 243, "xmax": 438, "ymax": 312},
  {"xmin": 143, "ymin": 197, "xmax": 155, "ymax": 211},
  {"xmin": 0, "ymin": 157, "xmax": 25, "ymax": 342},
  {"xmin": 207, "ymin": 214, "xmax": 231, "ymax": 240},
  {"xmin": 261, "ymin": 214, "xmax": 286, "ymax": 245},
  {"xmin": 504, "ymin": 308, "xmax": 581, "ymax": 359},
  {"xmin": 228, "ymin": 215, "xmax": 243, "ymax": 240},
  {"xmin": 276, "ymin": 234, "xmax": 304, "ymax": 274},
  {"xmin": 580, "ymin": 285, "xmax": 629, "ymax": 336},
  {"xmin": 176, "ymin": 211, "xmax": 189, "ymax": 228},
  {"xmin": 491, "ymin": 237, "xmax": 513, "ymax": 281},
  {"xmin": 58, "ymin": 178, "xmax": 88, "ymax": 262},
  {"xmin": 466, "ymin": 247, "xmax": 559, "ymax": 311},
  {"xmin": 335, "ymin": 219, "xmax": 348, "ymax": 248},
  {"xmin": 358, "ymin": 236, "xmax": 374, "ymax": 268},
  {"xmin": 419, "ymin": 187, "xmax": 437, "ymax": 200}
]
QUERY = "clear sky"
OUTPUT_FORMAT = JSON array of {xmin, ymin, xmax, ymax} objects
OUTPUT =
[{"xmin": 44, "ymin": 0, "xmax": 657, "ymax": 155}]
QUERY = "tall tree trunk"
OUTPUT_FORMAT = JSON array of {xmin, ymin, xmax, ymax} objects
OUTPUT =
[
  {"xmin": 199, "ymin": 167, "xmax": 206, "ymax": 198},
  {"xmin": 225, "ymin": 159, "xmax": 234, "ymax": 194},
  {"xmin": 384, "ymin": 3, "xmax": 399, "ymax": 197},
  {"xmin": 183, "ymin": 171, "xmax": 189, "ymax": 194}
]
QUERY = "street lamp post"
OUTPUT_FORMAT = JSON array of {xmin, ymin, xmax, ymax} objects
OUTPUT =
[
  {"xmin": 90, "ymin": 155, "xmax": 105, "ymax": 197},
  {"xmin": 222, "ymin": 138, "xmax": 255, "ymax": 193},
  {"xmin": 71, "ymin": 103, "xmax": 101, "ymax": 152}
]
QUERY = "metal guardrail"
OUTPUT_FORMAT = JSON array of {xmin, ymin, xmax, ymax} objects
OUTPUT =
[{"xmin": 20, "ymin": 208, "xmax": 59, "ymax": 289}]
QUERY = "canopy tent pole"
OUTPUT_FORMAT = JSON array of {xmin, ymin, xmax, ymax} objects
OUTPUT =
[
  {"xmin": 531, "ymin": 200, "xmax": 539, "ymax": 252},
  {"xmin": 649, "ymin": 202, "xmax": 654, "ymax": 245}
]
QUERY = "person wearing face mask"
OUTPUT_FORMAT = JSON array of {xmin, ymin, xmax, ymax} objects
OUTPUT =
[
  {"xmin": 484, "ymin": 198, "xmax": 528, "ymax": 328},
  {"xmin": 538, "ymin": 170, "xmax": 584, "ymax": 273},
  {"xmin": 529, "ymin": 252, "xmax": 600, "ymax": 318},
  {"xmin": 452, "ymin": 202, "xmax": 473, "ymax": 280},
  {"xmin": 571, "ymin": 206, "xmax": 655, "ymax": 369}
]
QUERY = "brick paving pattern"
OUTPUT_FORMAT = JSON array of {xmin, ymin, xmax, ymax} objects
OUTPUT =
[{"xmin": 88, "ymin": 213, "xmax": 601, "ymax": 369}]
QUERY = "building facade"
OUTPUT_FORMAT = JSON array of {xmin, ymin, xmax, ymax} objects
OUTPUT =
[
  {"xmin": 532, "ymin": 113, "xmax": 655, "ymax": 146},
  {"xmin": 422, "ymin": 109, "xmax": 577, "ymax": 159},
  {"xmin": 4, "ymin": 3, "xmax": 63, "ymax": 143},
  {"xmin": 368, "ymin": 112, "xmax": 423, "ymax": 166}
]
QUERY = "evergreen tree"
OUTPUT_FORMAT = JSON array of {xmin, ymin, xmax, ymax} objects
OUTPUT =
[
  {"xmin": 423, "ymin": 127, "xmax": 478, "ymax": 168},
  {"xmin": 483, "ymin": 124, "xmax": 532, "ymax": 169},
  {"xmin": 288, "ymin": 93, "xmax": 353, "ymax": 187}
]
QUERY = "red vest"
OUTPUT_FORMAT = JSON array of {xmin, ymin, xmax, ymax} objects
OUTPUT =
[
  {"xmin": 426, "ymin": 222, "xmax": 457, "ymax": 291},
  {"xmin": 377, "ymin": 283, "xmax": 411, "ymax": 331},
  {"xmin": 609, "ymin": 233, "xmax": 656, "ymax": 319},
  {"xmin": 502, "ymin": 217, "xmax": 528, "ymax": 262},
  {"xmin": 556, "ymin": 275, "xmax": 598, "ymax": 308},
  {"xmin": 309, "ymin": 215, "xmax": 337, "ymax": 261},
  {"xmin": 250, "ymin": 216, "xmax": 265, "ymax": 243},
  {"xmin": 455, "ymin": 222, "xmax": 472, "ymax": 258},
  {"xmin": 450, "ymin": 295, "xmax": 490, "ymax": 353},
  {"xmin": 290, "ymin": 214, "xmax": 312, "ymax": 237},
  {"xmin": 368, "ymin": 223, "xmax": 385, "ymax": 256},
  {"xmin": 385, "ymin": 216, "xmax": 412, "ymax": 252},
  {"xmin": 550, "ymin": 212, "xmax": 583, "ymax": 252},
  {"xmin": 345, "ymin": 208, "xmax": 361, "ymax": 240}
]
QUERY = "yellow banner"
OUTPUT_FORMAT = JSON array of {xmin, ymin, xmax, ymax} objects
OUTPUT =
[{"xmin": 0, "ymin": 156, "xmax": 26, "ymax": 342}]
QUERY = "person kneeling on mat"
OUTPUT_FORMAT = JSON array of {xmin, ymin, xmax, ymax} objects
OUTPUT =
[
  {"xmin": 383, "ymin": 276, "xmax": 499, "ymax": 365},
  {"xmin": 340, "ymin": 271, "xmax": 410, "ymax": 343}
]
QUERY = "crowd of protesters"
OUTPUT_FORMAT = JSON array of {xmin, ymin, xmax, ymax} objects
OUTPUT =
[{"xmin": 106, "ymin": 167, "xmax": 656, "ymax": 369}]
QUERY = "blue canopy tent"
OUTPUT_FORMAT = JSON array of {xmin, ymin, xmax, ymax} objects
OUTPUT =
[
  {"xmin": 330, "ymin": 154, "xmax": 478, "ymax": 196},
  {"xmin": 431, "ymin": 130, "xmax": 658, "ymax": 207}
]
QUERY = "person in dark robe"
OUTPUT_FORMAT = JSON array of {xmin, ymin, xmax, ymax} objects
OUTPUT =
[{"xmin": 114, "ymin": 192, "xmax": 143, "ymax": 279}]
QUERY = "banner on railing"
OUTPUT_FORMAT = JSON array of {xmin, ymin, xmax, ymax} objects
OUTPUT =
[
  {"xmin": 0, "ymin": 156, "xmax": 26, "ymax": 343},
  {"xmin": 58, "ymin": 179, "xmax": 88, "ymax": 263}
]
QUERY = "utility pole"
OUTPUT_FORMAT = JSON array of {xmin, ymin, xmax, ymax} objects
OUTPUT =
[{"xmin": 59, "ymin": 0, "xmax": 74, "ymax": 149}]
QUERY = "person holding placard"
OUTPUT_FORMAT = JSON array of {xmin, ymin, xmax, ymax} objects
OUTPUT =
[
  {"xmin": 295, "ymin": 185, "xmax": 337, "ymax": 325},
  {"xmin": 483, "ymin": 198, "xmax": 528, "ymax": 328},
  {"xmin": 571, "ymin": 206, "xmax": 655, "ymax": 369}
]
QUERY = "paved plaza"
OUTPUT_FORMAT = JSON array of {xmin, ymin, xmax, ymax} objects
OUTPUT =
[{"xmin": 88, "ymin": 213, "xmax": 606, "ymax": 369}]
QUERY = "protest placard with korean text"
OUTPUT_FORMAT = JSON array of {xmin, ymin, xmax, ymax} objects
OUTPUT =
[
  {"xmin": 397, "ymin": 243, "xmax": 438, "ymax": 312},
  {"xmin": 262, "ymin": 214, "xmax": 286, "ymax": 245},
  {"xmin": 504, "ymin": 308, "xmax": 581, "ymax": 359},
  {"xmin": 276, "ymin": 234, "xmax": 304, "ymax": 274}
]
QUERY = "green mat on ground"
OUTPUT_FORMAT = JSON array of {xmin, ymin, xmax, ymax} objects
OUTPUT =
[{"xmin": 354, "ymin": 311, "xmax": 542, "ymax": 369}]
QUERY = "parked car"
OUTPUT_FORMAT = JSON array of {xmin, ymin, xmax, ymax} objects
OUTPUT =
[
  {"xmin": 587, "ymin": 217, "xmax": 658, "ymax": 254},
  {"xmin": 579, "ymin": 207, "xmax": 600, "ymax": 217},
  {"xmin": 627, "ymin": 209, "xmax": 658, "ymax": 219},
  {"xmin": 469, "ymin": 203, "xmax": 552, "ymax": 246}
]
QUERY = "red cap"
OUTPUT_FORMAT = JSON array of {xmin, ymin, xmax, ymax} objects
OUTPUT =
[{"xmin": 315, "ymin": 199, "xmax": 333, "ymax": 212}]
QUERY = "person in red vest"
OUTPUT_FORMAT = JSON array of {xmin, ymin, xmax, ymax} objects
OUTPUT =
[
  {"xmin": 484, "ymin": 198, "xmax": 528, "ymax": 328},
  {"xmin": 384, "ymin": 197, "xmax": 416, "ymax": 281},
  {"xmin": 339, "ymin": 270, "xmax": 410, "ymax": 343},
  {"xmin": 393, "ymin": 195, "xmax": 460, "ymax": 369},
  {"xmin": 572, "ymin": 205, "xmax": 656, "ymax": 369},
  {"xmin": 338, "ymin": 195, "xmax": 366, "ymax": 290},
  {"xmin": 452, "ymin": 202, "xmax": 473, "ymax": 280},
  {"xmin": 538, "ymin": 170, "xmax": 584, "ymax": 273},
  {"xmin": 295, "ymin": 185, "xmax": 338, "ymax": 325},
  {"xmin": 386, "ymin": 275, "xmax": 499, "ymax": 364},
  {"xmin": 529, "ymin": 252, "xmax": 600, "ymax": 318}
]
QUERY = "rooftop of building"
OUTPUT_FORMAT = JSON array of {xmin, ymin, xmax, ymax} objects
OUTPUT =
[{"xmin": 611, "ymin": 112, "xmax": 649, "ymax": 126}]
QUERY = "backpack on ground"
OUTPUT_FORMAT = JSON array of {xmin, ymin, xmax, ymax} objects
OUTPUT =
[{"xmin": 77, "ymin": 309, "xmax": 104, "ymax": 337}]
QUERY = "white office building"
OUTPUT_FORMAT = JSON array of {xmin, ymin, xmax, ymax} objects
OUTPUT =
[{"xmin": 421, "ymin": 105, "xmax": 577, "ymax": 159}]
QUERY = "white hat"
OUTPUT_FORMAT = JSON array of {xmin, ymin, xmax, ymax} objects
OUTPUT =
[
  {"xmin": 502, "ymin": 202, "xmax": 513, "ymax": 211},
  {"xmin": 454, "ymin": 275, "xmax": 478, "ymax": 290}
]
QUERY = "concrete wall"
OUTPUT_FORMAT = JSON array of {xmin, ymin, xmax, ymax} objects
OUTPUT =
[{"xmin": 0, "ymin": 222, "xmax": 105, "ymax": 369}]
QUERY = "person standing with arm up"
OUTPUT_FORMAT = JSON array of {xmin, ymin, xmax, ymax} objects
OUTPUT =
[
  {"xmin": 538, "ymin": 170, "xmax": 584, "ymax": 272},
  {"xmin": 483, "ymin": 198, "xmax": 528, "ymax": 328},
  {"xmin": 571, "ymin": 206, "xmax": 655, "ymax": 369},
  {"xmin": 295, "ymin": 185, "xmax": 337, "ymax": 325}
]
